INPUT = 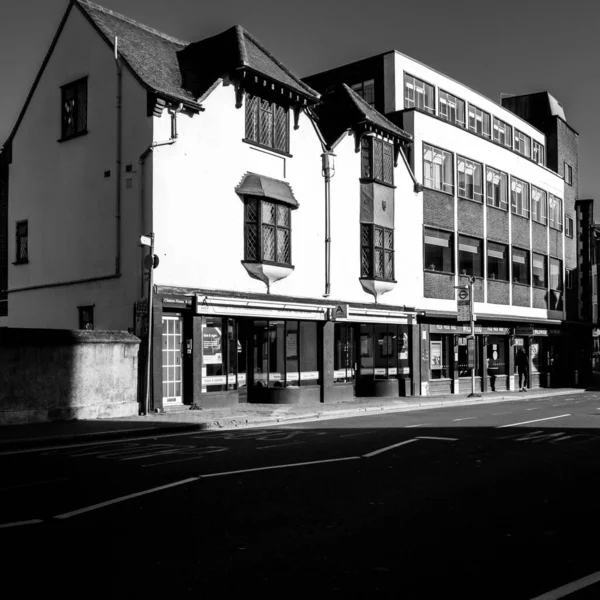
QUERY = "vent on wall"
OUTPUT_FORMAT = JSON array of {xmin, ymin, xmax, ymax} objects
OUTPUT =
[{"xmin": 104, "ymin": 170, "xmax": 111, "ymax": 178}]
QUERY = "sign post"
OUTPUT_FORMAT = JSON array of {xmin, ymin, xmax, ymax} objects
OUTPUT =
[
  {"xmin": 456, "ymin": 278, "xmax": 480, "ymax": 398},
  {"xmin": 140, "ymin": 233, "xmax": 156, "ymax": 415}
]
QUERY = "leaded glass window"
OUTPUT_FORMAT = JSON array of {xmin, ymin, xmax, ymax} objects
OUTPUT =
[
  {"xmin": 361, "ymin": 137, "xmax": 394, "ymax": 184},
  {"xmin": 245, "ymin": 93, "xmax": 289, "ymax": 152},
  {"xmin": 245, "ymin": 197, "xmax": 291, "ymax": 265},
  {"xmin": 361, "ymin": 224, "xmax": 394, "ymax": 280}
]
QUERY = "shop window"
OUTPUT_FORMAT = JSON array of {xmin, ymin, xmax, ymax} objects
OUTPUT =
[
  {"xmin": 252, "ymin": 320, "xmax": 319, "ymax": 387},
  {"xmin": 457, "ymin": 156, "xmax": 483, "ymax": 202},
  {"xmin": 244, "ymin": 93, "xmax": 289, "ymax": 153},
  {"xmin": 457, "ymin": 339, "xmax": 480, "ymax": 377},
  {"xmin": 423, "ymin": 143, "xmax": 454, "ymax": 194},
  {"xmin": 404, "ymin": 73, "xmax": 435, "ymax": 114},
  {"xmin": 486, "ymin": 336, "xmax": 507, "ymax": 376},
  {"xmin": 202, "ymin": 316, "xmax": 238, "ymax": 392},
  {"xmin": 78, "ymin": 305, "xmax": 94, "ymax": 330},
  {"xmin": 487, "ymin": 241, "xmax": 508, "ymax": 281},
  {"xmin": 531, "ymin": 186, "xmax": 547, "ymax": 225},
  {"xmin": 512, "ymin": 247, "xmax": 530, "ymax": 285},
  {"xmin": 359, "ymin": 324, "xmax": 410, "ymax": 379},
  {"xmin": 486, "ymin": 167, "xmax": 508, "ymax": 211},
  {"xmin": 361, "ymin": 136, "xmax": 394, "ymax": 184},
  {"xmin": 61, "ymin": 77, "xmax": 87, "ymax": 140},
  {"xmin": 458, "ymin": 235, "xmax": 483, "ymax": 277},
  {"xmin": 361, "ymin": 224, "xmax": 394, "ymax": 280},
  {"xmin": 532, "ymin": 253, "xmax": 547, "ymax": 288},
  {"xmin": 245, "ymin": 197, "xmax": 291, "ymax": 266},
  {"xmin": 430, "ymin": 335, "xmax": 452, "ymax": 379},
  {"xmin": 424, "ymin": 228, "xmax": 453, "ymax": 273},
  {"xmin": 334, "ymin": 323, "xmax": 355, "ymax": 383}
]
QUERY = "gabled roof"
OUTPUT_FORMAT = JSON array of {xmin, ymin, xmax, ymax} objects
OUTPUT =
[{"xmin": 311, "ymin": 83, "xmax": 411, "ymax": 148}]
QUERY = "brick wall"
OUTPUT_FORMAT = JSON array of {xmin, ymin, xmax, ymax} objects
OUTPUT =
[
  {"xmin": 532, "ymin": 222, "xmax": 547, "ymax": 253},
  {"xmin": 424, "ymin": 271, "xmax": 455, "ymax": 299},
  {"xmin": 512, "ymin": 284, "xmax": 530, "ymax": 307},
  {"xmin": 487, "ymin": 207, "xmax": 509, "ymax": 244},
  {"xmin": 512, "ymin": 215, "xmax": 531, "ymax": 249},
  {"xmin": 424, "ymin": 189, "xmax": 454, "ymax": 230},
  {"xmin": 488, "ymin": 280, "xmax": 509, "ymax": 305},
  {"xmin": 549, "ymin": 229, "xmax": 562, "ymax": 258},
  {"xmin": 533, "ymin": 287, "xmax": 548, "ymax": 309},
  {"xmin": 457, "ymin": 199, "xmax": 483, "ymax": 237},
  {"xmin": 458, "ymin": 274, "xmax": 484, "ymax": 302}
]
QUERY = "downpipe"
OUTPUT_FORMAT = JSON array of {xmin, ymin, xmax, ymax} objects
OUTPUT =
[{"xmin": 321, "ymin": 151, "xmax": 335, "ymax": 298}]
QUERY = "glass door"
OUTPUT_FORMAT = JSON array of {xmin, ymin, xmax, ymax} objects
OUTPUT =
[{"xmin": 162, "ymin": 314, "xmax": 183, "ymax": 404}]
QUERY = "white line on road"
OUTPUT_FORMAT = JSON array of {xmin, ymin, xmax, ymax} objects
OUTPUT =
[
  {"xmin": 0, "ymin": 519, "xmax": 44, "ymax": 529},
  {"xmin": 526, "ymin": 407, "xmax": 541, "ymax": 411},
  {"xmin": 405, "ymin": 424, "xmax": 431, "ymax": 428},
  {"xmin": 362, "ymin": 439, "xmax": 419, "ymax": 458},
  {"xmin": 492, "ymin": 412, "xmax": 512, "ymax": 415},
  {"xmin": 496, "ymin": 414, "xmax": 571, "ymax": 429},
  {"xmin": 256, "ymin": 441, "xmax": 304, "ymax": 450},
  {"xmin": 199, "ymin": 456, "xmax": 360, "ymax": 478},
  {"xmin": 340, "ymin": 431, "xmax": 375, "ymax": 438},
  {"xmin": 0, "ymin": 477, "xmax": 68, "ymax": 492},
  {"xmin": 528, "ymin": 570, "xmax": 600, "ymax": 600},
  {"xmin": 416, "ymin": 436, "xmax": 459, "ymax": 442},
  {"xmin": 53, "ymin": 477, "xmax": 199, "ymax": 520},
  {"xmin": 453, "ymin": 417, "xmax": 476, "ymax": 422}
]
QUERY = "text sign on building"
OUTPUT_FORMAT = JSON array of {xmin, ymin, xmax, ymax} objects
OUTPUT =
[
  {"xmin": 467, "ymin": 338, "xmax": 476, "ymax": 369},
  {"xmin": 456, "ymin": 287, "xmax": 471, "ymax": 322}
]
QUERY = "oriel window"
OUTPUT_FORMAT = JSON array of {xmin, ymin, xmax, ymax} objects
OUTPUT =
[
  {"xmin": 245, "ymin": 197, "xmax": 291, "ymax": 266},
  {"xmin": 61, "ymin": 77, "xmax": 87, "ymax": 139},
  {"xmin": 361, "ymin": 136, "xmax": 394, "ymax": 184},
  {"xmin": 361, "ymin": 224, "xmax": 394, "ymax": 280}
]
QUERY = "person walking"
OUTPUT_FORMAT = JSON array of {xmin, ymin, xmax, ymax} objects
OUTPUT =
[{"xmin": 516, "ymin": 348, "xmax": 529, "ymax": 392}]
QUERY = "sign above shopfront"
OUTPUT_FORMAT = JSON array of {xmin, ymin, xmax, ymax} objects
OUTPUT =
[{"xmin": 432, "ymin": 324, "xmax": 510, "ymax": 335}]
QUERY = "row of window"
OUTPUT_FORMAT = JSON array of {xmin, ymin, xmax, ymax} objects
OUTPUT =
[
  {"xmin": 423, "ymin": 143, "xmax": 568, "ymax": 231},
  {"xmin": 424, "ymin": 227, "xmax": 564, "ymax": 290},
  {"xmin": 404, "ymin": 73, "xmax": 545, "ymax": 165}
]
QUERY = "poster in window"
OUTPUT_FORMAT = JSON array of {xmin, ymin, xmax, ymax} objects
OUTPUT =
[
  {"xmin": 286, "ymin": 332, "xmax": 298, "ymax": 359},
  {"xmin": 430, "ymin": 341, "xmax": 442, "ymax": 370},
  {"xmin": 203, "ymin": 327, "xmax": 222, "ymax": 364}
]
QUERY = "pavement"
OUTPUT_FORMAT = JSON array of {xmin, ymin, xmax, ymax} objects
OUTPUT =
[{"xmin": 0, "ymin": 386, "xmax": 592, "ymax": 451}]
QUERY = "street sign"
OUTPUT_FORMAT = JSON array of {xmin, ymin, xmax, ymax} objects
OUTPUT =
[
  {"xmin": 456, "ymin": 287, "xmax": 471, "ymax": 322},
  {"xmin": 140, "ymin": 235, "xmax": 152, "ymax": 247},
  {"xmin": 467, "ymin": 337, "xmax": 476, "ymax": 368}
]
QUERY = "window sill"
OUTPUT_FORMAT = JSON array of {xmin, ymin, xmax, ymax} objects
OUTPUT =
[
  {"xmin": 487, "ymin": 203, "xmax": 508, "ymax": 212},
  {"xmin": 549, "ymin": 226, "xmax": 563, "ymax": 233},
  {"xmin": 511, "ymin": 212, "xmax": 530, "ymax": 221},
  {"xmin": 512, "ymin": 281, "xmax": 530, "ymax": 287},
  {"xmin": 423, "ymin": 184, "xmax": 454, "ymax": 197},
  {"xmin": 458, "ymin": 195, "xmax": 484, "ymax": 205},
  {"xmin": 12, "ymin": 259, "xmax": 29, "ymax": 266},
  {"xmin": 424, "ymin": 269, "xmax": 454, "ymax": 276},
  {"xmin": 533, "ymin": 284, "xmax": 548, "ymax": 290},
  {"xmin": 57, "ymin": 130, "xmax": 88, "ymax": 143},
  {"xmin": 242, "ymin": 138, "xmax": 292, "ymax": 158},
  {"xmin": 459, "ymin": 274, "xmax": 484, "ymax": 280},
  {"xmin": 488, "ymin": 278, "xmax": 509, "ymax": 283},
  {"xmin": 359, "ymin": 178, "xmax": 396, "ymax": 189},
  {"xmin": 532, "ymin": 219, "xmax": 548, "ymax": 227},
  {"xmin": 243, "ymin": 259, "xmax": 294, "ymax": 269}
]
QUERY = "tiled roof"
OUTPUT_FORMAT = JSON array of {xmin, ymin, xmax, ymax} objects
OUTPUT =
[{"xmin": 342, "ymin": 84, "xmax": 411, "ymax": 140}]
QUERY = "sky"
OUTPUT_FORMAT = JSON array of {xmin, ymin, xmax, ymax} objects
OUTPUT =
[{"xmin": 1, "ymin": 0, "xmax": 598, "ymax": 200}]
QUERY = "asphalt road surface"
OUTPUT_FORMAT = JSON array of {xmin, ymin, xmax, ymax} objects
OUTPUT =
[{"xmin": 3, "ymin": 391, "xmax": 600, "ymax": 599}]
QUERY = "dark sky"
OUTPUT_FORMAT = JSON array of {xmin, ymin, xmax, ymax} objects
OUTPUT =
[{"xmin": 1, "ymin": 0, "xmax": 598, "ymax": 201}]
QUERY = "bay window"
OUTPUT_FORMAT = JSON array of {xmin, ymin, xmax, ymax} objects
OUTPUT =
[
  {"xmin": 361, "ymin": 224, "xmax": 394, "ymax": 280},
  {"xmin": 361, "ymin": 136, "xmax": 394, "ymax": 184},
  {"xmin": 245, "ymin": 197, "xmax": 291, "ymax": 265}
]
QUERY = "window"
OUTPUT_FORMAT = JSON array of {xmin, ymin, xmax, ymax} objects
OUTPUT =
[
  {"xmin": 423, "ymin": 143, "xmax": 454, "ymax": 194},
  {"xmin": 404, "ymin": 73, "xmax": 435, "ymax": 114},
  {"xmin": 493, "ymin": 117, "xmax": 512, "ymax": 148},
  {"xmin": 244, "ymin": 197, "xmax": 291, "ymax": 265},
  {"xmin": 550, "ymin": 258, "xmax": 563, "ymax": 291},
  {"xmin": 458, "ymin": 235, "xmax": 483, "ymax": 277},
  {"xmin": 61, "ymin": 77, "xmax": 87, "ymax": 139},
  {"xmin": 78, "ymin": 306, "xmax": 94, "ymax": 330},
  {"xmin": 245, "ymin": 93, "xmax": 289, "ymax": 153},
  {"xmin": 467, "ymin": 105, "xmax": 491, "ymax": 138},
  {"xmin": 334, "ymin": 324, "xmax": 355, "ymax": 382},
  {"xmin": 439, "ymin": 90, "xmax": 465, "ymax": 127},
  {"xmin": 512, "ymin": 247, "xmax": 530, "ymax": 285},
  {"xmin": 549, "ymin": 194, "xmax": 563, "ymax": 231},
  {"xmin": 487, "ymin": 241, "xmax": 508, "ymax": 281},
  {"xmin": 514, "ymin": 129, "xmax": 531, "ymax": 158},
  {"xmin": 565, "ymin": 216, "xmax": 574, "ymax": 238},
  {"xmin": 564, "ymin": 162, "xmax": 573, "ymax": 185},
  {"xmin": 15, "ymin": 220, "xmax": 28, "ymax": 264},
  {"xmin": 511, "ymin": 176, "xmax": 530, "ymax": 218},
  {"xmin": 531, "ymin": 186, "xmax": 547, "ymax": 225},
  {"xmin": 486, "ymin": 167, "xmax": 508, "ymax": 210},
  {"xmin": 457, "ymin": 156, "xmax": 483, "ymax": 202},
  {"xmin": 351, "ymin": 79, "xmax": 375, "ymax": 106},
  {"xmin": 533, "ymin": 140, "xmax": 544, "ymax": 165},
  {"xmin": 566, "ymin": 269, "xmax": 573, "ymax": 290},
  {"xmin": 532, "ymin": 253, "xmax": 547, "ymax": 288},
  {"xmin": 361, "ymin": 136, "xmax": 394, "ymax": 184},
  {"xmin": 361, "ymin": 224, "xmax": 394, "ymax": 280},
  {"xmin": 430, "ymin": 334, "xmax": 452, "ymax": 379},
  {"xmin": 424, "ymin": 228, "xmax": 453, "ymax": 273}
]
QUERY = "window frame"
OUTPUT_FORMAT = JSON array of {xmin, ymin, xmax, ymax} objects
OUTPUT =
[
  {"xmin": 565, "ymin": 216, "xmax": 574, "ymax": 238},
  {"xmin": 487, "ymin": 241, "xmax": 509, "ymax": 282},
  {"xmin": 566, "ymin": 269, "xmax": 573, "ymax": 290},
  {"xmin": 511, "ymin": 175, "xmax": 530, "ymax": 219},
  {"xmin": 532, "ymin": 253, "xmax": 548, "ymax": 288},
  {"xmin": 244, "ymin": 93, "xmax": 290, "ymax": 154},
  {"xmin": 78, "ymin": 305, "xmax": 95, "ymax": 330},
  {"xmin": 438, "ymin": 89, "xmax": 466, "ymax": 127},
  {"xmin": 550, "ymin": 257, "xmax": 563, "ymax": 292},
  {"xmin": 492, "ymin": 117, "xmax": 512, "ymax": 148},
  {"xmin": 423, "ymin": 143, "xmax": 454, "ymax": 195},
  {"xmin": 361, "ymin": 136, "xmax": 394, "ymax": 185},
  {"xmin": 458, "ymin": 234, "xmax": 483, "ymax": 277},
  {"xmin": 531, "ymin": 185, "xmax": 548, "ymax": 225},
  {"xmin": 513, "ymin": 129, "xmax": 532, "ymax": 158},
  {"xmin": 549, "ymin": 194, "xmax": 563, "ymax": 231},
  {"xmin": 424, "ymin": 227, "xmax": 454, "ymax": 274},
  {"xmin": 564, "ymin": 162, "xmax": 573, "ymax": 185},
  {"xmin": 467, "ymin": 104, "xmax": 491, "ymax": 138},
  {"xmin": 457, "ymin": 155, "xmax": 483, "ymax": 203},
  {"xmin": 532, "ymin": 140, "xmax": 545, "ymax": 165},
  {"xmin": 244, "ymin": 196, "xmax": 292, "ymax": 266},
  {"xmin": 60, "ymin": 77, "xmax": 88, "ymax": 141},
  {"xmin": 511, "ymin": 246, "xmax": 530, "ymax": 285},
  {"xmin": 486, "ymin": 166, "xmax": 508, "ymax": 211},
  {"xmin": 350, "ymin": 79, "xmax": 375, "ymax": 106},
  {"xmin": 404, "ymin": 73, "xmax": 435, "ymax": 115},
  {"xmin": 361, "ymin": 223, "xmax": 395, "ymax": 281},
  {"xmin": 15, "ymin": 220, "xmax": 28, "ymax": 264}
]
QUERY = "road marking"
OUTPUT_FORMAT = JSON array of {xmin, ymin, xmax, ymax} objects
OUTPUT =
[
  {"xmin": 529, "ymin": 570, "xmax": 600, "ymax": 600},
  {"xmin": 0, "ymin": 519, "xmax": 44, "ymax": 529},
  {"xmin": 256, "ymin": 441, "xmax": 304, "ymax": 450},
  {"xmin": 416, "ymin": 436, "xmax": 458, "ymax": 442},
  {"xmin": 0, "ymin": 477, "xmax": 68, "ymax": 492},
  {"xmin": 405, "ymin": 424, "xmax": 431, "ymax": 428},
  {"xmin": 340, "ymin": 431, "xmax": 375, "ymax": 438},
  {"xmin": 526, "ymin": 407, "xmax": 541, "ymax": 411},
  {"xmin": 199, "ymin": 456, "xmax": 360, "ymax": 478},
  {"xmin": 362, "ymin": 439, "xmax": 419, "ymax": 458},
  {"xmin": 496, "ymin": 414, "xmax": 571, "ymax": 429},
  {"xmin": 53, "ymin": 477, "xmax": 199, "ymax": 519},
  {"xmin": 453, "ymin": 417, "xmax": 476, "ymax": 422},
  {"xmin": 492, "ymin": 412, "xmax": 512, "ymax": 415}
]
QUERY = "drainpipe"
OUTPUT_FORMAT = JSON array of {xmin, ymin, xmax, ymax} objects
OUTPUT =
[
  {"xmin": 114, "ymin": 37, "xmax": 122, "ymax": 275},
  {"xmin": 138, "ymin": 103, "xmax": 183, "ymax": 414},
  {"xmin": 321, "ymin": 151, "xmax": 335, "ymax": 297}
]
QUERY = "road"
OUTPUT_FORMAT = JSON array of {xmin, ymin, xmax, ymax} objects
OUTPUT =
[{"xmin": 2, "ymin": 391, "xmax": 600, "ymax": 599}]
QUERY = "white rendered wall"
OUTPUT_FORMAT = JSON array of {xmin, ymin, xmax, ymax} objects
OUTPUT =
[
  {"xmin": 7, "ymin": 6, "xmax": 151, "ymax": 329},
  {"xmin": 151, "ymin": 82, "xmax": 326, "ymax": 299}
]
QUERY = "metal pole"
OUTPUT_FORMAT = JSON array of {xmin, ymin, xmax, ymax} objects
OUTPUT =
[
  {"xmin": 470, "ymin": 276, "xmax": 475, "ymax": 396},
  {"xmin": 144, "ymin": 233, "xmax": 155, "ymax": 415}
]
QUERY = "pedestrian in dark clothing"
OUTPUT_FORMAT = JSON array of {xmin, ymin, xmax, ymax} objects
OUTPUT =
[{"xmin": 516, "ymin": 348, "xmax": 529, "ymax": 392}]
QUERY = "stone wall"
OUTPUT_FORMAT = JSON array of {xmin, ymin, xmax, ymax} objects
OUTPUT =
[{"xmin": 0, "ymin": 328, "xmax": 140, "ymax": 425}]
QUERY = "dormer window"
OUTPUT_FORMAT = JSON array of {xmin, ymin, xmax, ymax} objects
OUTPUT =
[
  {"xmin": 361, "ymin": 136, "xmax": 393, "ymax": 185},
  {"xmin": 244, "ymin": 93, "xmax": 289, "ymax": 153}
]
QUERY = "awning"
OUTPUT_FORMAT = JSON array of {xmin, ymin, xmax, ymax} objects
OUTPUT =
[{"xmin": 235, "ymin": 172, "xmax": 299, "ymax": 208}]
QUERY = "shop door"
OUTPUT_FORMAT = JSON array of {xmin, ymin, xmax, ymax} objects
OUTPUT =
[{"xmin": 162, "ymin": 314, "xmax": 183, "ymax": 405}]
